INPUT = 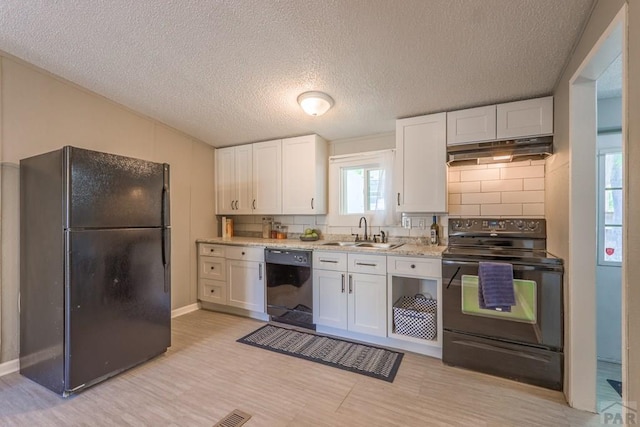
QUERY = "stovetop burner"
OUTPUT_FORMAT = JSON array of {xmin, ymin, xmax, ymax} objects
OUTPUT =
[{"xmin": 444, "ymin": 217, "xmax": 563, "ymax": 266}]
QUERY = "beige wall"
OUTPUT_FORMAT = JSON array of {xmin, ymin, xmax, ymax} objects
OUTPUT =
[
  {"xmin": 626, "ymin": 0, "xmax": 640, "ymax": 408},
  {"xmin": 0, "ymin": 56, "xmax": 216, "ymax": 364}
]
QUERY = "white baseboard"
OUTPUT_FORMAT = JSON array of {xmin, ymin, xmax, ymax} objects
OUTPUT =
[
  {"xmin": 0, "ymin": 358, "xmax": 20, "ymax": 377},
  {"xmin": 171, "ymin": 303, "xmax": 200, "ymax": 318}
]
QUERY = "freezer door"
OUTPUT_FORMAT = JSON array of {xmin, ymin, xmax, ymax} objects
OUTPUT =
[
  {"xmin": 66, "ymin": 147, "xmax": 170, "ymax": 228},
  {"xmin": 65, "ymin": 228, "xmax": 170, "ymax": 391}
]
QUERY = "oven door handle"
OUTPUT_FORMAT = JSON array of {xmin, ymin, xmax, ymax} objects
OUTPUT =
[
  {"xmin": 442, "ymin": 259, "xmax": 562, "ymax": 273},
  {"xmin": 446, "ymin": 266, "xmax": 461, "ymax": 289}
]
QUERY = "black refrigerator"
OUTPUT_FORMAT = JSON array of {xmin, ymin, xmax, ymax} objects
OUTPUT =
[{"xmin": 20, "ymin": 146, "xmax": 171, "ymax": 396}]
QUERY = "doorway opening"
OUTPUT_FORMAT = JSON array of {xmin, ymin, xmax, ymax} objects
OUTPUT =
[{"xmin": 568, "ymin": 5, "xmax": 626, "ymax": 412}]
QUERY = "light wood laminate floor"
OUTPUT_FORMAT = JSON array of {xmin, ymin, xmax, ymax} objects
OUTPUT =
[{"xmin": 0, "ymin": 310, "xmax": 601, "ymax": 426}]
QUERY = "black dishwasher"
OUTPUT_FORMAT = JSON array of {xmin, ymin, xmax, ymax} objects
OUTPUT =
[{"xmin": 265, "ymin": 248, "xmax": 314, "ymax": 329}]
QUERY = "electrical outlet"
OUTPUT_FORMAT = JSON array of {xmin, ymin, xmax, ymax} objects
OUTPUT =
[
  {"xmin": 419, "ymin": 219, "xmax": 426, "ymax": 228},
  {"xmin": 402, "ymin": 217, "xmax": 412, "ymax": 228}
]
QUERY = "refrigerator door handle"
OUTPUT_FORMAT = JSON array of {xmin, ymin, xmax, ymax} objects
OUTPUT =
[
  {"xmin": 162, "ymin": 164, "xmax": 171, "ymax": 227},
  {"xmin": 162, "ymin": 228, "xmax": 171, "ymax": 293}
]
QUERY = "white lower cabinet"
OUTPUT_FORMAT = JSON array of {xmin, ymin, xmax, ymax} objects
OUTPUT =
[
  {"xmin": 197, "ymin": 243, "xmax": 265, "ymax": 313},
  {"xmin": 227, "ymin": 259, "xmax": 265, "ymax": 312},
  {"xmin": 313, "ymin": 269, "xmax": 348, "ymax": 329},
  {"xmin": 313, "ymin": 252, "xmax": 387, "ymax": 338},
  {"xmin": 348, "ymin": 273, "xmax": 387, "ymax": 336}
]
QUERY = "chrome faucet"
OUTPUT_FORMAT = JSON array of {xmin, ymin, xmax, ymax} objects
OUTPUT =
[{"xmin": 358, "ymin": 216, "xmax": 368, "ymax": 241}]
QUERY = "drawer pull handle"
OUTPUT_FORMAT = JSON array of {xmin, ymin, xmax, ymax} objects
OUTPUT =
[
  {"xmin": 411, "ymin": 264, "xmax": 416, "ymax": 269},
  {"xmin": 356, "ymin": 262, "xmax": 377, "ymax": 267},
  {"xmin": 320, "ymin": 259, "xmax": 338, "ymax": 263}
]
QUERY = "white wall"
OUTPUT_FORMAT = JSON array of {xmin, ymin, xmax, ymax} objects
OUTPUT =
[
  {"xmin": 598, "ymin": 96, "xmax": 623, "ymax": 131},
  {"xmin": 0, "ymin": 55, "xmax": 216, "ymax": 364}
]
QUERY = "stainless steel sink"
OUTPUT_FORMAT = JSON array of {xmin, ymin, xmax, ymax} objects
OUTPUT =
[
  {"xmin": 355, "ymin": 242, "xmax": 404, "ymax": 250},
  {"xmin": 320, "ymin": 241, "xmax": 404, "ymax": 250},
  {"xmin": 320, "ymin": 241, "xmax": 359, "ymax": 247}
]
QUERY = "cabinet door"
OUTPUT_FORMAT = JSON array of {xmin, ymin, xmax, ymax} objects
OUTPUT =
[
  {"xmin": 216, "ymin": 147, "xmax": 236, "ymax": 214},
  {"xmin": 234, "ymin": 144, "xmax": 253, "ymax": 214},
  {"xmin": 282, "ymin": 135, "xmax": 327, "ymax": 214},
  {"xmin": 496, "ymin": 96, "xmax": 553, "ymax": 139},
  {"xmin": 227, "ymin": 260, "xmax": 265, "ymax": 312},
  {"xmin": 446, "ymin": 105, "xmax": 496, "ymax": 145},
  {"xmin": 348, "ymin": 273, "xmax": 387, "ymax": 337},
  {"xmin": 252, "ymin": 139, "xmax": 282, "ymax": 214},
  {"xmin": 313, "ymin": 269, "xmax": 348, "ymax": 329},
  {"xmin": 395, "ymin": 112, "xmax": 447, "ymax": 213}
]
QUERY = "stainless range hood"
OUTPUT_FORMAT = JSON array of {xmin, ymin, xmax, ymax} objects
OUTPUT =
[{"xmin": 446, "ymin": 136, "xmax": 553, "ymax": 165}]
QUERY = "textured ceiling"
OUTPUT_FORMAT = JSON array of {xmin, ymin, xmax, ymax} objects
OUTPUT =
[
  {"xmin": 0, "ymin": 0, "xmax": 595, "ymax": 147},
  {"xmin": 597, "ymin": 54, "xmax": 622, "ymax": 100}
]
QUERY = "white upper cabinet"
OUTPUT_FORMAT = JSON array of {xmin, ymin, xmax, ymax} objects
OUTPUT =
[
  {"xmin": 446, "ymin": 105, "xmax": 496, "ymax": 145},
  {"xmin": 282, "ymin": 135, "xmax": 328, "ymax": 214},
  {"xmin": 215, "ymin": 145, "xmax": 253, "ymax": 215},
  {"xmin": 496, "ymin": 96, "xmax": 553, "ymax": 139},
  {"xmin": 395, "ymin": 112, "xmax": 448, "ymax": 213},
  {"xmin": 234, "ymin": 144, "xmax": 253, "ymax": 214},
  {"xmin": 216, "ymin": 147, "xmax": 236, "ymax": 215},
  {"xmin": 252, "ymin": 139, "xmax": 282, "ymax": 214}
]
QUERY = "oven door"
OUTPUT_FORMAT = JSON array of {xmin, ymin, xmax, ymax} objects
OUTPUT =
[{"xmin": 442, "ymin": 259, "xmax": 563, "ymax": 350}]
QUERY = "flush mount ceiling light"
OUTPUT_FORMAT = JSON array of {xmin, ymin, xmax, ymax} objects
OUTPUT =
[{"xmin": 297, "ymin": 91, "xmax": 334, "ymax": 116}]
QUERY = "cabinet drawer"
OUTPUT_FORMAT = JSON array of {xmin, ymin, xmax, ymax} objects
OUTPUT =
[
  {"xmin": 199, "ymin": 243, "xmax": 226, "ymax": 257},
  {"xmin": 199, "ymin": 279, "xmax": 227, "ymax": 304},
  {"xmin": 387, "ymin": 256, "xmax": 441, "ymax": 278},
  {"xmin": 225, "ymin": 245, "xmax": 264, "ymax": 262},
  {"xmin": 347, "ymin": 253, "xmax": 386, "ymax": 275},
  {"xmin": 313, "ymin": 251, "xmax": 348, "ymax": 271},
  {"xmin": 200, "ymin": 256, "xmax": 226, "ymax": 281}
]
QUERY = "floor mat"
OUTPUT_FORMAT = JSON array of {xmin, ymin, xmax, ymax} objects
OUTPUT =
[
  {"xmin": 606, "ymin": 379, "xmax": 623, "ymax": 397},
  {"xmin": 237, "ymin": 324, "xmax": 403, "ymax": 382}
]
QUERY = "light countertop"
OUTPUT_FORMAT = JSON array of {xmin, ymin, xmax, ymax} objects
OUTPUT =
[{"xmin": 196, "ymin": 236, "xmax": 445, "ymax": 257}]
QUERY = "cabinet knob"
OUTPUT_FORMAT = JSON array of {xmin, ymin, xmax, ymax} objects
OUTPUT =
[
  {"xmin": 411, "ymin": 264, "xmax": 416, "ymax": 269},
  {"xmin": 210, "ymin": 289, "xmax": 215, "ymax": 293},
  {"xmin": 210, "ymin": 249, "xmax": 214, "ymax": 252},
  {"xmin": 210, "ymin": 266, "xmax": 214, "ymax": 270},
  {"xmin": 242, "ymin": 251, "xmax": 245, "ymax": 255}
]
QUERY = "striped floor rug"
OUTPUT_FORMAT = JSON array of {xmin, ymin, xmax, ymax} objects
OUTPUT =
[{"xmin": 237, "ymin": 324, "xmax": 403, "ymax": 382}]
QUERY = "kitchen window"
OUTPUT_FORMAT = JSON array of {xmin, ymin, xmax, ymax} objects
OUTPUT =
[
  {"xmin": 597, "ymin": 136, "xmax": 623, "ymax": 266},
  {"xmin": 328, "ymin": 150, "xmax": 397, "ymax": 226}
]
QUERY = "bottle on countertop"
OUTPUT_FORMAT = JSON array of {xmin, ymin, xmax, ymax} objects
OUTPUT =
[{"xmin": 429, "ymin": 215, "xmax": 439, "ymax": 246}]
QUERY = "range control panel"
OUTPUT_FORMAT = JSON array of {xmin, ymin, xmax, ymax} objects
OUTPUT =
[{"xmin": 449, "ymin": 218, "xmax": 546, "ymax": 234}]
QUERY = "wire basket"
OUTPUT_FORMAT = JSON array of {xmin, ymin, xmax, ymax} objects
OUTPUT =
[{"xmin": 393, "ymin": 293, "xmax": 437, "ymax": 340}]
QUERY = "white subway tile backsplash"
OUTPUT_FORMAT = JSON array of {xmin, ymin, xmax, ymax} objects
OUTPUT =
[
  {"xmin": 523, "ymin": 203, "xmax": 545, "ymax": 216},
  {"xmin": 460, "ymin": 168, "xmax": 500, "ymax": 182},
  {"xmin": 487, "ymin": 160, "xmax": 532, "ymax": 169},
  {"xmin": 294, "ymin": 215, "xmax": 316, "ymax": 225},
  {"xmin": 449, "ymin": 170, "xmax": 461, "ymax": 183},
  {"xmin": 448, "ymin": 204, "xmax": 481, "ymax": 216},
  {"xmin": 449, "ymin": 181, "xmax": 481, "ymax": 193},
  {"xmin": 524, "ymin": 178, "xmax": 545, "ymax": 190},
  {"xmin": 481, "ymin": 179, "xmax": 523, "ymax": 192},
  {"xmin": 461, "ymin": 192, "xmax": 501, "ymax": 204},
  {"xmin": 480, "ymin": 204, "xmax": 523, "ymax": 216},
  {"xmin": 501, "ymin": 190, "xmax": 544, "ymax": 203},
  {"xmin": 500, "ymin": 165, "xmax": 544, "ymax": 179},
  {"xmin": 448, "ymin": 193, "xmax": 461, "ymax": 205}
]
